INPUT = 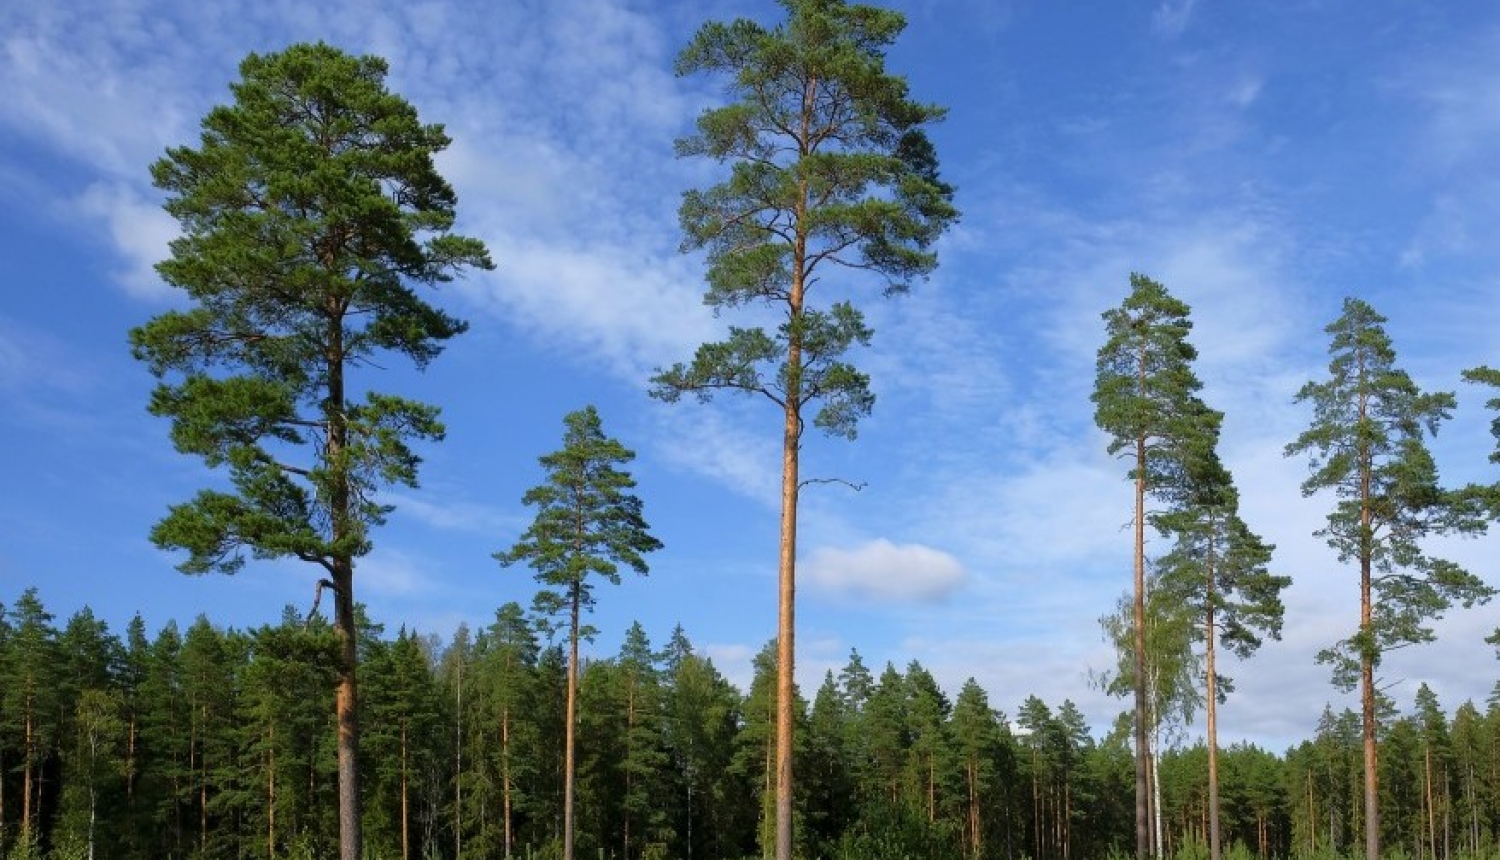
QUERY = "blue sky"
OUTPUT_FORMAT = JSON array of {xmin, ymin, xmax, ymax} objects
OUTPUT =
[{"xmin": 3, "ymin": 0, "xmax": 1500, "ymax": 751}]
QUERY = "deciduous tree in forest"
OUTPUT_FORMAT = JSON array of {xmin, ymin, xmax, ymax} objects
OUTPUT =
[
  {"xmin": 1092, "ymin": 273, "xmax": 1217, "ymax": 860},
  {"xmin": 496, "ymin": 406, "xmax": 662, "ymax": 860},
  {"xmin": 652, "ymin": 3, "xmax": 957, "ymax": 856},
  {"xmin": 130, "ymin": 42, "xmax": 492, "ymax": 860},
  {"xmin": 1286, "ymin": 296, "xmax": 1493, "ymax": 860},
  {"xmin": 1155, "ymin": 443, "xmax": 1287, "ymax": 860}
]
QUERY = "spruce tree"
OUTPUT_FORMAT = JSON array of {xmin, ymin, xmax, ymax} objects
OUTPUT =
[{"xmin": 1286, "ymin": 296, "xmax": 1493, "ymax": 860}]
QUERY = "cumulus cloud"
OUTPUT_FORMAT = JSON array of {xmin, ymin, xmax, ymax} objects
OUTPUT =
[{"xmin": 804, "ymin": 539, "xmax": 966, "ymax": 603}]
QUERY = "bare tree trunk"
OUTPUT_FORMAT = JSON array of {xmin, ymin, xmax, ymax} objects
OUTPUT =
[
  {"xmin": 402, "ymin": 723, "xmax": 411, "ymax": 860},
  {"xmin": 1134, "ymin": 429, "xmax": 1151, "ymax": 860},
  {"xmin": 503, "ymin": 708, "xmax": 514, "ymax": 860},
  {"xmin": 22, "ymin": 703, "xmax": 33, "ymax": 843},
  {"xmin": 1207, "ymin": 547, "xmax": 1222, "ymax": 860},
  {"xmin": 456, "ymin": 655, "xmax": 464, "ymax": 860},
  {"xmin": 1357, "ymin": 374, "xmax": 1379, "ymax": 860},
  {"xmin": 1426, "ymin": 745, "xmax": 1436, "ymax": 860},
  {"xmin": 968, "ymin": 759, "xmax": 981, "ymax": 860},
  {"xmin": 334, "ymin": 559, "xmax": 362, "ymax": 860},
  {"xmin": 775, "ymin": 350, "xmax": 801, "ymax": 860},
  {"xmin": 625, "ymin": 680, "xmax": 635, "ymax": 860},
  {"xmin": 564, "ymin": 585, "xmax": 581, "ymax": 860},
  {"xmin": 268, "ymin": 725, "xmax": 276, "ymax": 860}
]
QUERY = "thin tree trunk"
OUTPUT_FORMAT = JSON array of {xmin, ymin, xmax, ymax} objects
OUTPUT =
[
  {"xmin": 1150, "ymin": 715, "xmax": 1163, "ymax": 859},
  {"xmin": 968, "ymin": 758, "xmax": 982, "ymax": 860},
  {"xmin": 1357, "ymin": 365, "xmax": 1379, "ymax": 860},
  {"xmin": 268, "ymin": 724, "xmax": 276, "ymax": 860},
  {"xmin": 1207, "ymin": 535, "xmax": 1222, "ymax": 860},
  {"xmin": 564, "ymin": 584, "xmax": 581, "ymax": 860},
  {"xmin": 503, "ymin": 708, "xmax": 513, "ymax": 860},
  {"xmin": 1134, "ymin": 428, "xmax": 1151, "ymax": 860},
  {"xmin": 334, "ymin": 558, "xmax": 362, "ymax": 860},
  {"xmin": 402, "ymin": 722, "xmax": 411, "ymax": 860},
  {"xmin": 625, "ymin": 680, "xmax": 635, "ymax": 860},
  {"xmin": 774, "ymin": 336, "xmax": 801, "ymax": 860},
  {"xmin": 1426, "ymin": 745, "xmax": 1437, "ymax": 860},
  {"xmin": 22, "ymin": 702, "xmax": 33, "ymax": 843},
  {"xmin": 456, "ymin": 655, "xmax": 464, "ymax": 860}
]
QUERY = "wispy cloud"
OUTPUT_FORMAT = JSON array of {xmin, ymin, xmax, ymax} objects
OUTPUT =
[{"xmin": 1152, "ymin": 0, "xmax": 1201, "ymax": 38}]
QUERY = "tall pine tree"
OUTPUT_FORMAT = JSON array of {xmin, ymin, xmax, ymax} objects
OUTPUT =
[
  {"xmin": 130, "ymin": 43, "xmax": 492, "ymax": 860},
  {"xmin": 1092, "ymin": 273, "xmax": 1218, "ymax": 860},
  {"xmin": 1286, "ymin": 297, "xmax": 1493, "ymax": 860},
  {"xmin": 652, "ymin": 5, "xmax": 957, "ymax": 855}
]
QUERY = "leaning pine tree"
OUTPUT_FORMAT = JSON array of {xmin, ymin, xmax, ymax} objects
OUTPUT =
[
  {"xmin": 651, "ymin": 4, "xmax": 957, "ymax": 858},
  {"xmin": 130, "ymin": 43, "xmax": 492, "ymax": 860},
  {"xmin": 495, "ymin": 406, "xmax": 662, "ymax": 860},
  {"xmin": 1286, "ymin": 297, "xmax": 1493, "ymax": 860},
  {"xmin": 1091, "ymin": 273, "xmax": 1218, "ymax": 860}
]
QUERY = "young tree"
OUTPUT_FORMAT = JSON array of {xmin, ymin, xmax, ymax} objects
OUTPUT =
[
  {"xmin": 1154, "ymin": 447, "xmax": 1288, "ymax": 860},
  {"xmin": 1092, "ymin": 273, "xmax": 1217, "ymax": 860},
  {"xmin": 129, "ymin": 42, "xmax": 493, "ymax": 860},
  {"xmin": 496, "ymin": 406, "xmax": 662, "ymax": 860},
  {"xmin": 1286, "ymin": 297, "xmax": 1493, "ymax": 860},
  {"xmin": 652, "ymin": 4, "xmax": 957, "ymax": 857},
  {"xmin": 476, "ymin": 603, "xmax": 540, "ymax": 860},
  {"xmin": 3, "ymin": 589, "xmax": 60, "ymax": 850}
]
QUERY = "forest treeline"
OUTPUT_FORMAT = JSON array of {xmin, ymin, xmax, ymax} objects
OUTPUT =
[{"xmin": 4, "ymin": 587, "xmax": 1500, "ymax": 860}]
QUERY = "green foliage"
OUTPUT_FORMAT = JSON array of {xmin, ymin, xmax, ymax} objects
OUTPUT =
[
  {"xmin": 1286, "ymin": 297, "xmax": 1492, "ymax": 684},
  {"xmin": 131, "ymin": 42, "xmax": 491, "ymax": 577},
  {"xmin": 13, "ymin": 584, "xmax": 1500, "ymax": 860},
  {"xmin": 1092, "ymin": 273, "xmax": 1218, "ymax": 496},
  {"xmin": 496, "ymin": 406, "xmax": 663, "ymax": 634},
  {"xmin": 651, "ymin": 0, "xmax": 958, "ymax": 435}
]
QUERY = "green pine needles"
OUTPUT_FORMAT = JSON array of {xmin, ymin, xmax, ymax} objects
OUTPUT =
[
  {"xmin": 130, "ymin": 42, "xmax": 492, "ymax": 860},
  {"xmin": 651, "ymin": 5, "xmax": 957, "ymax": 858}
]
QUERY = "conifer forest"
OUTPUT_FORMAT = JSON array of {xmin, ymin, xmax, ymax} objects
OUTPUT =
[
  {"xmin": 4, "ymin": 2, "xmax": 1500, "ymax": 860},
  {"xmin": 3, "ymin": 587, "xmax": 1500, "ymax": 860}
]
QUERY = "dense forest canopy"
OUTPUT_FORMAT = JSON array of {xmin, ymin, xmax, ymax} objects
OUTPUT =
[{"xmin": 3, "ymin": 588, "xmax": 1499, "ymax": 860}]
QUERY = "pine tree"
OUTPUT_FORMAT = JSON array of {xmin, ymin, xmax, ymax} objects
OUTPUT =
[
  {"xmin": 475, "ymin": 603, "xmax": 540, "ymax": 860},
  {"xmin": 948, "ymin": 679, "xmax": 1001, "ymax": 860},
  {"xmin": 496, "ymin": 406, "xmax": 662, "ymax": 860},
  {"xmin": 1092, "ymin": 273, "xmax": 1218, "ymax": 860},
  {"xmin": 3, "ymin": 589, "xmax": 60, "ymax": 849},
  {"xmin": 653, "ymin": 6, "xmax": 957, "ymax": 855},
  {"xmin": 130, "ymin": 44, "xmax": 492, "ymax": 860},
  {"xmin": 1154, "ymin": 443, "xmax": 1287, "ymax": 860},
  {"xmin": 1286, "ymin": 297, "xmax": 1494, "ymax": 860}
]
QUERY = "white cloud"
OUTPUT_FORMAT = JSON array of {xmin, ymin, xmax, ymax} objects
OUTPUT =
[
  {"xmin": 75, "ymin": 182, "xmax": 178, "ymax": 300},
  {"xmin": 804, "ymin": 538, "xmax": 966, "ymax": 603}
]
